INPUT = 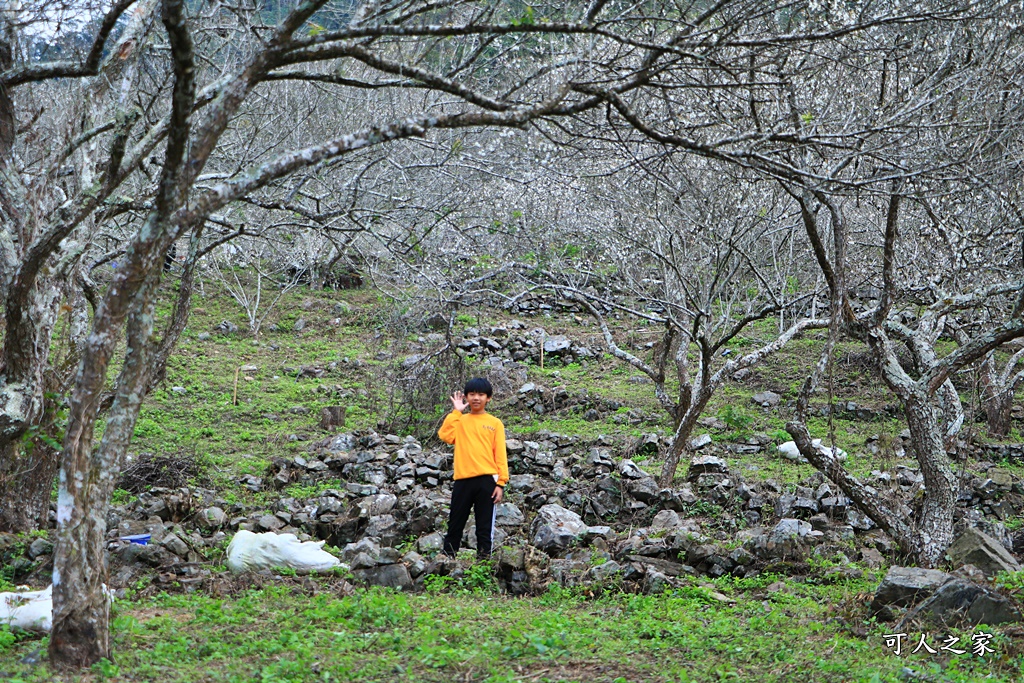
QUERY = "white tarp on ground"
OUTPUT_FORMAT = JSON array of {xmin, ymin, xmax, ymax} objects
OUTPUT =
[
  {"xmin": 778, "ymin": 439, "xmax": 847, "ymax": 464},
  {"xmin": 225, "ymin": 530, "xmax": 343, "ymax": 574},
  {"xmin": 0, "ymin": 585, "xmax": 52, "ymax": 633}
]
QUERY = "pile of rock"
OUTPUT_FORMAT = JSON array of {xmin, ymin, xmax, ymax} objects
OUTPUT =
[
  {"xmin": 452, "ymin": 324, "xmax": 599, "ymax": 366},
  {"xmin": 8, "ymin": 421, "xmax": 1021, "ymax": 601},
  {"xmin": 871, "ymin": 525, "xmax": 1024, "ymax": 628}
]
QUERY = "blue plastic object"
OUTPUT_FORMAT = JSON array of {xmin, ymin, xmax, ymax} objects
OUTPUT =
[{"xmin": 120, "ymin": 534, "xmax": 151, "ymax": 545}]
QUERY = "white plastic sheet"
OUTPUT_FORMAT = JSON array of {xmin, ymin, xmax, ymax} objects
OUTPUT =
[
  {"xmin": 225, "ymin": 530, "xmax": 343, "ymax": 574},
  {"xmin": 0, "ymin": 585, "xmax": 52, "ymax": 633},
  {"xmin": 778, "ymin": 439, "xmax": 847, "ymax": 463}
]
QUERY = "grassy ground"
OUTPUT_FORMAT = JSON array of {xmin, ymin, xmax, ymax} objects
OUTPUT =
[
  {"xmin": 4, "ymin": 568, "xmax": 1024, "ymax": 682},
  {"xmin": 5, "ymin": 279, "xmax": 1024, "ymax": 681}
]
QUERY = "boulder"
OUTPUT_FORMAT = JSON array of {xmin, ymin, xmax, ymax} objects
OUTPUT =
[
  {"xmin": 531, "ymin": 504, "xmax": 587, "ymax": 554},
  {"xmin": 752, "ymin": 391, "xmax": 781, "ymax": 407},
  {"xmin": 945, "ymin": 527, "xmax": 1022, "ymax": 577},
  {"xmin": 626, "ymin": 477, "xmax": 660, "ymax": 503},
  {"xmin": 687, "ymin": 455, "xmax": 729, "ymax": 477},
  {"xmin": 542, "ymin": 336, "xmax": 572, "ymax": 355},
  {"xmin": 872, "ymin": 566, "xmax": 952, "ymax": 610},
  {"xmin": 589, "ymin": 560, "xmax": 622, "ymax": 582},
  {"xmin": 900, "ymin": 579, "xmax": 1021, "ymax": 627},
  {"xmin": 495, "ymin": 503, "xmax": 525, "ymax": 526},
  {"xmin": 650, "ymin": 510, "xmax": 682, "ymax": 532}
]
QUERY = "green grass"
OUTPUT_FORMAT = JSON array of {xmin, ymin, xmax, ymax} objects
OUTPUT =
[
  {"xmin": 2, "ymin": 575, "xmax": 1021, "ymax": 682},
  {"xmin": 17, "ymin": 282, "xmax": 1022, "ymax": 681}
]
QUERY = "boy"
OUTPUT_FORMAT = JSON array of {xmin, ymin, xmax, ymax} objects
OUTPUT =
[{"xmin": 437, "ymin": 377, "xmax": 509, "ymax": 559}]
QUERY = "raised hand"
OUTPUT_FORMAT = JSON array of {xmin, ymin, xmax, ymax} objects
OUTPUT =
[{"xmin": 450, "ymin": 391, "xmax": 468, "ymax": 412}]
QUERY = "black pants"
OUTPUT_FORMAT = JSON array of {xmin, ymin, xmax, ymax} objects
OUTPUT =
[{"xmin": 443, "ymin": 474, "xmax": 497, "ymax": 558}]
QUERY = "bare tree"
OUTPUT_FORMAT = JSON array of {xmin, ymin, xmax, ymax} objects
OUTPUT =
[
  {"xmin": 537, "ymin": 0, "xmax": 1024, "ymax": 565},
  {"xmin": 1, "ymin": 0, "xmax": 718, "ymax": 667},
  {"xmin": 979, "ymin": 349, "xmax": 1024, "ymax": 438},
  {"xmin": 525, "ymin": 159, "xmax": 828, "ymax": 486}
]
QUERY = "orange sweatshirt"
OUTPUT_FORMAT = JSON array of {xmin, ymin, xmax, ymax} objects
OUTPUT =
[{"xmin": 437, "ymin": 410, "xmax": 509, "ymax": 486}]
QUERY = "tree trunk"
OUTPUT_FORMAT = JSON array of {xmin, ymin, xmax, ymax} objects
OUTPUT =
[
  {"xmin": 0, "ymin": 441, "xmax": 59, "ymax": 531},
  {"xmin": 983, "ymin": 386, "xmax": 1015, "ymax": 438},
  {"xmin": 0, "ymin": 282, "xmax": 64, "ymax": 532},
  {"xmin": 46, "ymin": 460, "xmax": 114, "ymax": 667},
  {"xmin": 902, "ymin": 393, "xmax": 959, "ymax": 567},
  {"xmin": 658, "ymin": 395, "xmax": 707, "ymax": 487},
  {"xmin": 50, "ymin": 272, "xmax": 160, "ymax": 667}
]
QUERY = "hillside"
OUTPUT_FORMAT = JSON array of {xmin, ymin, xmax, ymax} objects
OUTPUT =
[{"xmin": 3, "ymin": 281, "xmax": 1024, "ymax": 682}]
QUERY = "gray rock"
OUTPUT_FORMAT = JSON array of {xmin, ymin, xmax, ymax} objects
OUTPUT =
[
  {"xmin": 417, "ymin": 532, "xmax": 444, "ymax": 554},
  {"xmin": 645, "ymin": 570, "xmax": 672, "ymax": 594},
  {"xmin": 626, "ymin": 477, "xmax": 660, "ymax": 503},
  {"xmin": 160, "ymin": 532, "xmax": 190, "ymax": 558},
  {"xmin": 349, "ymin": 551, "xmax": 378, "ymax": 570},
  {"xmin": 625, "ymin": 555, "xmax": 688, "ymax": 577},
  {"xmin": 846, "ymin": 507, "xmax": 876, "ymax": 531},
  {"xmin": 27, "ymin": 538, "xmax": 54, "ymax": 559},
  {"xmin": 766, "ymin": 518, "xmax": 811, "ymax": 554},
  {"xmin": 752, "ymin": 391, "xmax": 781, "ymax": 407},
  {"xmin": 532, "ymin": 504, "xmax": 587, "ymax": 553},
  {"xmin": 589, "ymin": 560, "xmax": 622, "ymax": 581},
  {"xmin": 198, "ymin": 507, "xmax": 227, "ymax": 530},
  {"xmin": 495, "ymin": 503, "xmax": 525, "ymax": 526},
  {"xmin": 873, "ymin": 566, "xmax": 952, "ymax": 609},
  {"xmin": 354, "ymin": 563, "xmax": 413, "ymax": 590},
  {"xmin": 617, "ymin": 459, "xmax": 648, "ymax": 479},
  {"xmin": 258, "ymin": 514, "xmax": 284, "ymax": 532},
  {"xmin": 901, "ymin": 579, "xmax": 1021, "ymax": 627},
  {"xmin": 345, "ymin": 482, "xmax": 379, "ymax": 496},
  {"xmin": 543, "ymin": 336, "xmax": 572, "ymax": 355},
  {"xmin": 689, "ymin": 434, "xmax": 713, "ymax": 451},
  {"xmin": 650, "ymin": 510, "xmax": 682, "ymax": 531},
  {"xmin": 945, "ymin": 527, "xmax": 1022, "ymax": 577},
  {"xmin": 342, "ymin": 537, "xmax": 381, "ymax": 563},
  {"xmin": 364, "ymin": 514, "xmax": 399, "ymax": 541},
  {"xmin": 403, "ymin": 551, "xmax": 428, "ymax": 578},
  {"xmin": 356, "ymin": 493, "xmax": 398, "ymax": 517},
  {"xmin": 687, "ymin": 455, "xmax": 729, "ymax": 477}
]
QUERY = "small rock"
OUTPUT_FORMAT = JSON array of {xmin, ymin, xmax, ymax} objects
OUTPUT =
[
  {"xmin": 689, "ymin": 434, "xmax": 713, "ymax": 451},
  {"xmin": 354, "ymin": 563, "xmax": 413, "ymax": 590},
  {"xmin": 198, "ymin": 507, "xmax": 227, "ymax": 530},
  {"xmin": 417, "ymin": 532, "xmax": 444, "ymax": 554},
  {"xmin": 160, "ymin": 532, "xmax": 190, "ymax": 558},
  {"xmin": 646, "ymin": 570, "xmax": 672, "ymax": 594},
  {"xmin": 589, "ymin": 560, "xmax": 622, "ymax": 581},
  {"xmin": 258, "ymin": 514, "xmax": 284, "ymax": 532},
  {"xmin": 27, "ymin": 538, "xmax": 54, "ymax": 559},
  {"xmin": 687, "ymin": 455, "xmax": 729, "ymax": 478},
  {"xmin": 752, "ymin": 391, "xmax": 781, "ymax": 408},
  {"xmin": 495, "ymin": 503, "xmax": 525, "ymax": 526}
]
